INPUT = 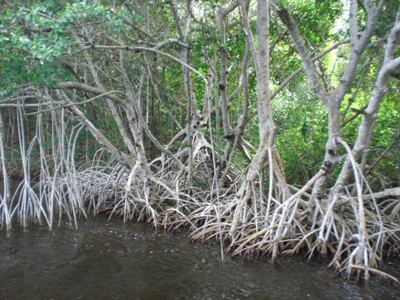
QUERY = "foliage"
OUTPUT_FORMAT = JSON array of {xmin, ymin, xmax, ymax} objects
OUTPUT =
[{"xmin": 1, "ymin": 0, "xmax": 400, "ymax": 283}]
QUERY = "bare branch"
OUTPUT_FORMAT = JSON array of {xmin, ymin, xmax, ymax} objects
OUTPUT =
[
  {"xmin": 277, "ymin": 8, "xmax": 328, "ymax": 103},
  {"xmin": 56, "ymin": 89, "xmax": 134, "ymax": 168}
]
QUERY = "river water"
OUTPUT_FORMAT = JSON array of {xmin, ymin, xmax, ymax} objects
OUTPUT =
[
  {"xmin": 0, "ymin": 181, "xmax": 399, "ymax": 299},
  {"xmin": 1, "ymin": 216, "xmax": 399, "ymax": 300}
]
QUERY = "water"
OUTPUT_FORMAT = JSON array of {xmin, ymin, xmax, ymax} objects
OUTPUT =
[
  {"xmin": 0, "ymin": 216, "xmax": 399, "ymax": 300},
  {"xmin": 1, "ymin": 178, "xmax": 399, "ymax": 299}
]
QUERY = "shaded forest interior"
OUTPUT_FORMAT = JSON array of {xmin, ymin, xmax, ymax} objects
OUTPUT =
[{"xmin": 1, "ymin": 0, "xmax": 400, "ymax": 282}]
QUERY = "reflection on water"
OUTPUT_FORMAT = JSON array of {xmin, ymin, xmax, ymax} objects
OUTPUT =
[{"xmin": 0, "ymin": 215, "xmax": 399, "ymax": 300}]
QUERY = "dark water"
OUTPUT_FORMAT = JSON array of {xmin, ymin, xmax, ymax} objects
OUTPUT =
[
  {"xmin": 0, "ymin": 216, "xmax": 399, "ymax": 300},
  {"xmin": 1, "ymin": 179, "xmax": 400, "ymax": 299}
]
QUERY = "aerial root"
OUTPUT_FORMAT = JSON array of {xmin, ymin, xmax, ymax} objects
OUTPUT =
[{"xmin": 9, "ymin": 160, "xmax": 400, "ymax": 283}]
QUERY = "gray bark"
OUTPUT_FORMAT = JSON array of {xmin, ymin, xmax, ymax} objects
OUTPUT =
[
  {"xmin": 277, "ymin": 1, "xmax": 386, "ymax": 214},
  {"xmin": 336, "ymin": 6, "xmax": 400, "ymax": 186}
]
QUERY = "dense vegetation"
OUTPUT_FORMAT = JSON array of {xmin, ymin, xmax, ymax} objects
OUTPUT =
[{"xmin": 1, "ymin": 0, "xmax": 400, "ymax": 282}]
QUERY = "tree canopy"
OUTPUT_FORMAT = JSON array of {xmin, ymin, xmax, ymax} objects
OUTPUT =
[{"xmin": 1, "ymin": 0, "xmax": 400, "ymax": 282}]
